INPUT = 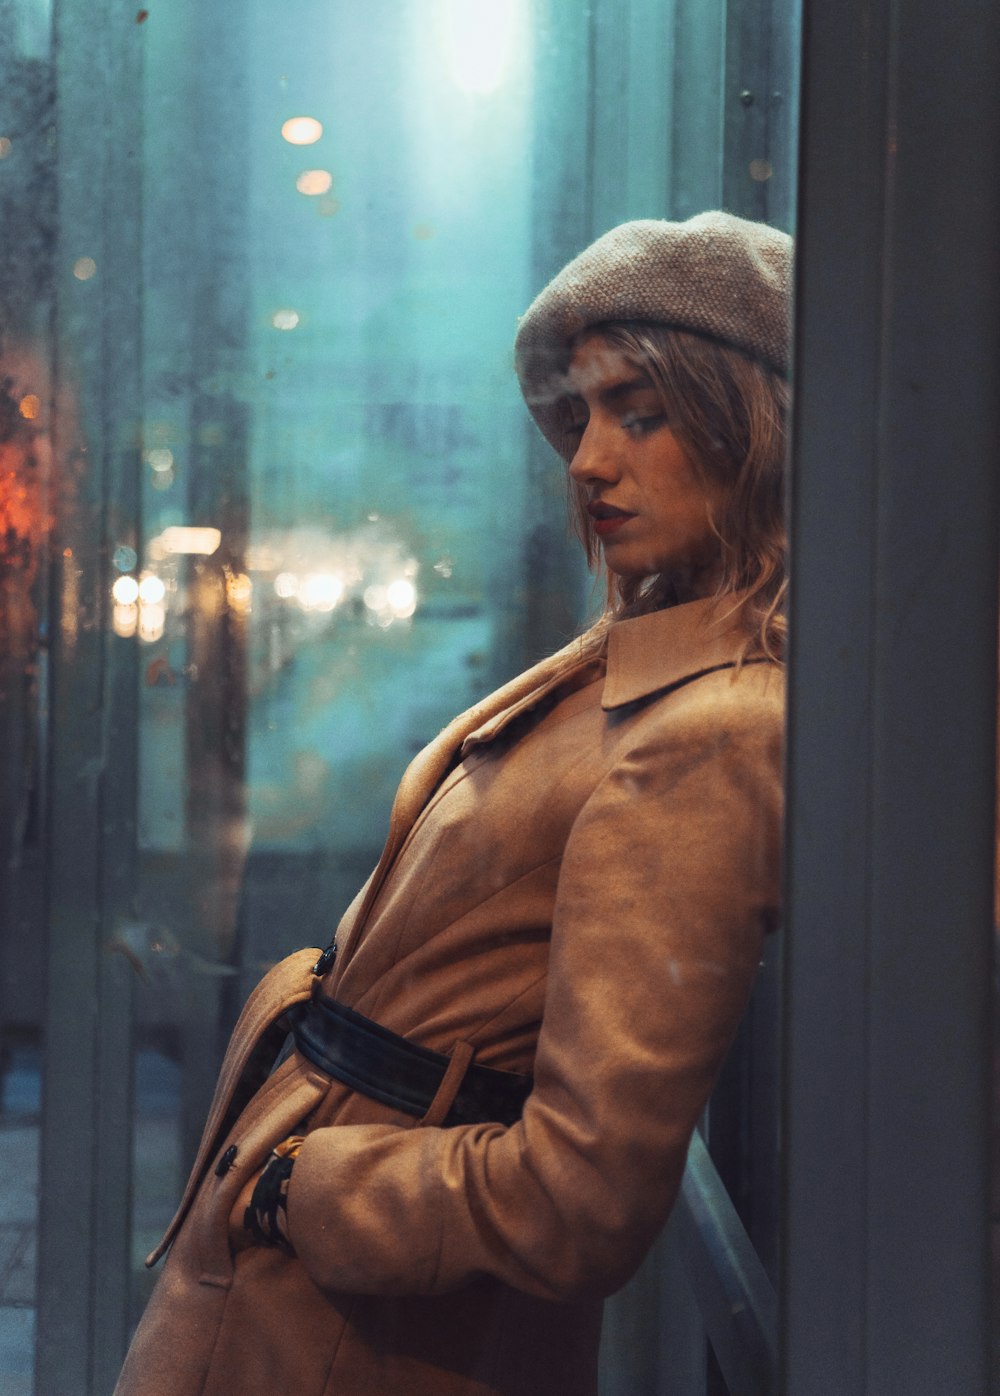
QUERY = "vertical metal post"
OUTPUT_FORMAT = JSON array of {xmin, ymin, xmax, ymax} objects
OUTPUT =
[
  {"xmin": 36, "ymin": 2, "xmax": 143, "ymax": 1391},
  {"xmin": 784, "ymin": 0, "xmax": 1000, "ymax": 1391}
]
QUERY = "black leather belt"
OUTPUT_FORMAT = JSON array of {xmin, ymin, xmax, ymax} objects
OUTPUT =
[{"xmin": 289, "ymin": 993, "xmax": 532, "ymax": 1128}]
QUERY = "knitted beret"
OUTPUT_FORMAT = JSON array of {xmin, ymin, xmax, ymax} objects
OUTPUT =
[{"xmin": 514, "ymin": 211, "xmax": 793, "ymax": 459}]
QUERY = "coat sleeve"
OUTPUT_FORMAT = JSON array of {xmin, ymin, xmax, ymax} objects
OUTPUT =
[{"xmin": 285, "ymin": 682, "xmax": 783, "ymax": 1302}]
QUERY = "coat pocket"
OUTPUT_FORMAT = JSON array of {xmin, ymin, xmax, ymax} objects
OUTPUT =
[{"xmin": 193, "ymin": 1055, "xmax": 331, "ymax": 1288}]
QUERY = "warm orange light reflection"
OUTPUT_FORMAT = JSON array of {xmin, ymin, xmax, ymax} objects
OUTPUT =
[
  {"xmin": 281, "ymin": 116, "xmax": 323, "ymax": 146},
  {"xmin": 18, "ymin": 394, "xmax": 39, "ymax": 420},
  {"xmin": 226, "ymin": 571, "xmax": 252, "ymax": 612}
]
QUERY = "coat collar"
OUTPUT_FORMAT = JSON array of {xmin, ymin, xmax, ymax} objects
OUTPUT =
[
  {"xmin": 341, "ymin": 594, "xmax": 758, "ymax": 961},
  {"xmin": 461, "ymin": 593, "xmax": 756, "ymax": 750},
  {"xmin": 601, "ymin": 593, "xmax": 755, "ymax": 709}
]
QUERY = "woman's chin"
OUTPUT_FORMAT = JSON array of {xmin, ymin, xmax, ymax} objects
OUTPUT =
[{"xmin": 602, "ymin": 551, "xmax": 724, "ymax": 603}]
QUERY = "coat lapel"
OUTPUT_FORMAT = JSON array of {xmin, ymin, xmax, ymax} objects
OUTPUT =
[
  {"xmin": 338, "ymin": 638, "xmax": 598, "ymax": 959},
  {"xmin": 338, "ymin": 594, "xmax": 760, "ymax": 964}
]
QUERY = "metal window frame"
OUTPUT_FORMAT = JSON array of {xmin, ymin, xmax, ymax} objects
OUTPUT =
[{"xmin": 783, "ymin": 0, "xmax": 1000, "ymax": 1391}]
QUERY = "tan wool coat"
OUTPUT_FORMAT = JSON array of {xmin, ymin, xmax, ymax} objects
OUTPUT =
[{"xmin": 115, "ymin": 594, "xmax": 784, "ymax": 1396}]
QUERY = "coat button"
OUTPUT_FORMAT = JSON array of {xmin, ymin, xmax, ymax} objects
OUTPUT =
[
  {"xmin": 215, "ymin": 1144, "xmax": 238, "ymax": 1177},
  {"xmin": 312, "ymin": 942, "xmax": 337, "ymax": 976}
]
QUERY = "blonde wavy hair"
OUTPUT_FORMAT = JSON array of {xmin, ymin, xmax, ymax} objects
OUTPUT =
[{"xmin": 566, "ymin": 322, "xmax": 789, "ymax": 662}]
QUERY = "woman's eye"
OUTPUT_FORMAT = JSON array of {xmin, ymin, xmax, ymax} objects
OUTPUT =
[{"xmin": 621, "ymin": 412, "xmax": 665, "ymax": 438}]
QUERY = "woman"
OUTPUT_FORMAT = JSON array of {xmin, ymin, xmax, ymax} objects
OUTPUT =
[{"xmin": 116, "ymin": 210, "xmax": 791, "ymax": 1396}]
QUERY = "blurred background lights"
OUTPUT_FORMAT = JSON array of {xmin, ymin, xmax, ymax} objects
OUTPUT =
[
  {"xmin": 300, "ymin": 573, "xmax": 344, "ymax": 612},
  {"xmin": 113, "ymin": 544, "xmax": 138, "ymax": 572},
  {"xmin": 138, "ymin": 573, "xmax": 166, "ymax": 605},
  {"xmin": 158, "ymin": 526, "xmax": 221, "ymax": 556},
  {"xmin": 147, "ymin": 448, "xmax": 173, "ymax": 472},
  {"xmin": 226, "ymin": 572, "xmax": 253, "ymax": 612},
  {"xmin": 18, "ymin": 394, "xmax": 39, "ymax": 420},
  {"xmin": 73, "ymin": 256, "xmax": 97, "ymax": 281},
  {"xmin": 112, "ymin": 575, "xmax": 140, "ymax": 606},
  {"xmin": 441, "ymin": 0, "xmax": 522, "ymax": 94},
  {"xmin": 271, "ymin": 308, "xmax": 300, "ymax": 331},
  {"xmin": 0, "ymin": 137, "xmax": 11, "ymax": 158},
  {"xmin": 281, "ymin": 116, "xmax": 323, "ymax": 145},
  {"xmin": 138, "ymin": 604, "xmax": 166, "ymax": 644},
  {"xmin": 274, "ymin": 571, "xmax": 299, "ymax": 599},
  {"xmin": 113, "ymin": 603, "xmax": 138, "ymax": 639},
  {"xmin": 386, "ymin": 578, "xmax": 417, "ymax": 617},
  {"xmin": 295, "ymin": 169, "xmax": 333, "ymax": 196}
]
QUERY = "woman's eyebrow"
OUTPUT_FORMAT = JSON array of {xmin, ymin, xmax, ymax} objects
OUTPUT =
[{"xmin": 600, "ymin": 374, "xmax": 656, "ymax": 404}]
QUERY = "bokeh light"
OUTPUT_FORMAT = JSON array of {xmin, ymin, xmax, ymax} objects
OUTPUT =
[
  {"xmin": 113, "ymin": 603, "xmax": 138, "ymax": 638},
  {"xmin": 138, "ymin": 573, "xmax": 166, "ymax": 605},
  {"xmin": 295, "ymin": 169, "xmax": 333, "ymax": 196},
  {"xmin": 386, "ymin": 578, "xmax": 417, "ymax": 618},
  {"xmin": 271, "ymin": 309, "xmax": 300, "ymax": 331},
  {"xmin": 300, "ymin": 573, "xmax": 344, "ymax": 612},
  {"xmin": 226, "ymin": 572, "xmax": 253, "ymax": 612},
  {"xmin": 112, "ymin": 575, "xmax": 140, "ymax": 606},
  {"xmin": 73, "ymin": 257, "xmax": 97, "ymax": 281},
  {"xmin": 138, "ymin": 603, "xmax": 166, "ymax": 644},
  {"xmin": 281, "ymin": 116, "xmax": 323, "ymax": 146},
  {"xmin": 113, "ymin": 545, "xmax": 138, "ymax": 573},
  {"xmin": 158, "ymin": 526, "xmax": 221, "ymax": 556}
]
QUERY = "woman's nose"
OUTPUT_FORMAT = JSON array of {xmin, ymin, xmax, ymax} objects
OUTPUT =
[{"xmin": 567, "ymin": 420, "xmax": 620, "ymax": 484}]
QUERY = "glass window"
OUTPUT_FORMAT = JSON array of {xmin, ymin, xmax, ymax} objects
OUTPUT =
[{"xmin": 0, "ymin": 2, "xmax": 799, "ymax": 1390}]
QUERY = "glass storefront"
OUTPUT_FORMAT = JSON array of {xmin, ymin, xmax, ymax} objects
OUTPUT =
[{"xmin": 16, "ymin": 2, "xmax": 1000, "ymax": 1394}]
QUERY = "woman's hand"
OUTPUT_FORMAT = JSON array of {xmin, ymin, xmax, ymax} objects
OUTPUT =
[{"xmin": 229, "ymin": 1136, "xmax": 304, "ymax": 1255}]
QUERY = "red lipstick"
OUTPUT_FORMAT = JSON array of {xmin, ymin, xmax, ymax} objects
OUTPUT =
[{"xmin": 588, "ymin": 501, "xmax": 636, "ymax": 537}]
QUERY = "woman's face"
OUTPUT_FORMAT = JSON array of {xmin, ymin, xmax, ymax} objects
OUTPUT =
[{"xmin": 564, "ymin": 334, "xmax": 728, "ymax": 594}]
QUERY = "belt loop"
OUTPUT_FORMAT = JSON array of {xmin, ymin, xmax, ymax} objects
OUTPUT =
[{"xmin": 419, "ymin": 1041, "xmax": 475, "ymax": 1128}]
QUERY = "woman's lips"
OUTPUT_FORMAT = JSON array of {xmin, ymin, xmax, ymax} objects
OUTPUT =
[{"xmin": 588, "ymin": 502, "xmax": 636, "ymax": 537}]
